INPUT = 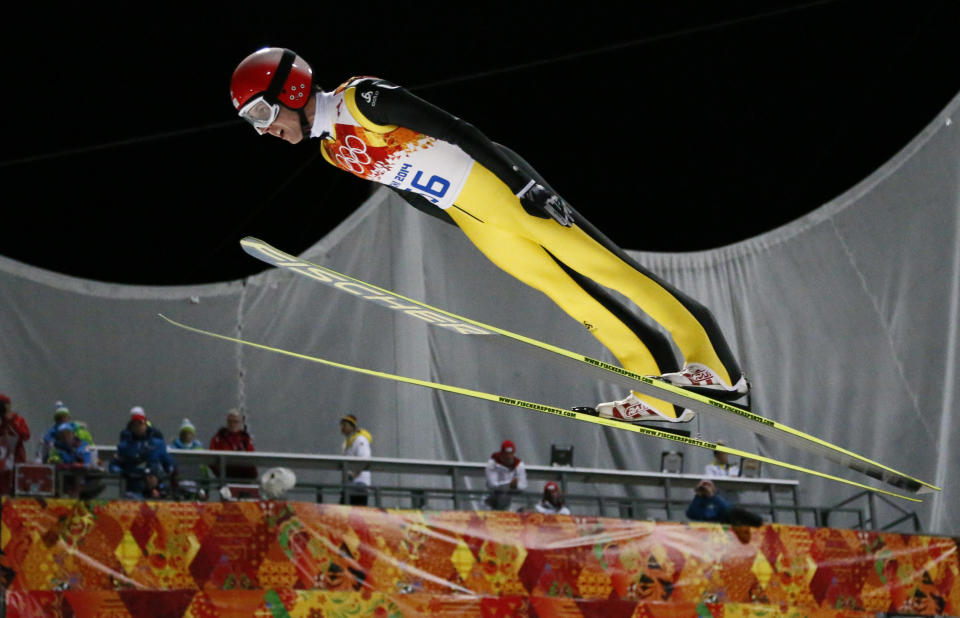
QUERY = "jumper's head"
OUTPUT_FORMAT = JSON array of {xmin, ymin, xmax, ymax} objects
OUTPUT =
[{"xmin": 230, "ymin": 47, "xmax": 314, "ymax": 141}]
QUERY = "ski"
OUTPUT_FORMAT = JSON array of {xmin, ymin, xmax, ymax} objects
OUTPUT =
[
  {"xmin": 159, "ymin": 313, "xmax": 920, "ymax": 502},
  {"xmin": 239, "ymin": 237, "xmax": 940, "ymax": 495}
]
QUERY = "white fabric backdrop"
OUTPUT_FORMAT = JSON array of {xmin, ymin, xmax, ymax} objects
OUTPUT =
[{"xmin": 1, "ymin": 93, "xmax": 956, "ymax": 534}]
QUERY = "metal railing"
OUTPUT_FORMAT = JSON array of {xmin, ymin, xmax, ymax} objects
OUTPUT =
[
  {"xmin": 16, "ymin": 445, "xmax": 922, "ymax": 531},
  {"xmin": 821, "ymin": 490, "xmax": 922, "ymax": 532},
  {"xmin": 310, "ymin": 484, "xmax": 856, "ymax": 527},
  {"xmin": 84, "ymin": 445, "xmax": 811, "ymax": 518}
]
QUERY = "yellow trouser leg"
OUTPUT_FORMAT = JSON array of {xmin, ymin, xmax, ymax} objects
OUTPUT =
[
  {"xmin": 454, "ymin": 164, "xmax": 734, "ymax": 386},
  {"xmin": 447, "ymin": 202, "xmax": 678, "ymax": 417}
]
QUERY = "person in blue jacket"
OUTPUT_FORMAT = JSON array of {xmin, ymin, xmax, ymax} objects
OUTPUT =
[
  {"xmin": 685, "ymin": 479, "xmax": 732, "ymax": 522},
  {"xmin": 686, "ymin": 478, "xmax": 763, "ymax": 527},
  {"xmin": 47, "ymin": 423, "xmax": 94, "ymax": 466},
  {"xmin": 108, "ymin": 406, "xmax": 176, "ymax": 497},
  {"xmin": 47, "ymin": 423, "xmax": 104, "ymax": 498},
  {"xmin": 39, "ymin": 401, "xmax": 97, "ymax": 466}
]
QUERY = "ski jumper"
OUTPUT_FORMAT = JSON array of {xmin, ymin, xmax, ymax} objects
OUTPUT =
[{"xmin": 313, "ymin": 77, "xmax": 743, "ymax": 417}]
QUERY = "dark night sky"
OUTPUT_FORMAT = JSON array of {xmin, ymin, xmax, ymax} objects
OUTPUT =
[{"xmin": 1, "ymin": 1, "xmax": 958, "ymax": 285}]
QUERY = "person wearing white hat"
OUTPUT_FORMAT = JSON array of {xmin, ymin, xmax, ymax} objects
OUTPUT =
[
  {"xmin": 171, "ymin": 418, "xmax": 203, "ymax": 450},
  {"xmin": 108, "ymin": 406, "xmax": 177, "ymax": 498},
  {"xmin": 169, "ymin": 418, "xmax": 212, "ymax": 499}
]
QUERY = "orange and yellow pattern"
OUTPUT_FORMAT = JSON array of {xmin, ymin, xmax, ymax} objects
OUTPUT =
[{"xmin": 2, "ymin": 498, "xmax": 957, "ymax": 617}]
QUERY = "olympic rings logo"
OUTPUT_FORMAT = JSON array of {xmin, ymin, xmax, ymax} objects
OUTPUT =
[{"xmin": 334, "ymin": 135, "xmax": 371, "ymax": 174}]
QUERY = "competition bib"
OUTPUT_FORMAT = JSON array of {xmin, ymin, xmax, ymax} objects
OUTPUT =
[{"xmin": 319, "ymin": 81, "xmax": 474, "ymax": 209}]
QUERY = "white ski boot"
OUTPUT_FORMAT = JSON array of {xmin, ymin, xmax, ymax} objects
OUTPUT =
[
  {"xmin": 591, "ymin": 392, "xmax": 695, "ymax": 423},
  {"xmin": 660, "ymin": 363, "xmax": 749, "ymax": 400}
]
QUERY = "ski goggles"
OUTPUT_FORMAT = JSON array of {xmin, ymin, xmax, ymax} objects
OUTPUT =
[{"xmin": 238, "ymin": 95, "xmax": 280, "ymax": 130}]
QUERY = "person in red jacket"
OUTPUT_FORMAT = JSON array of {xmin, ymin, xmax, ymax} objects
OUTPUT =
[
  {"xmin": 209, "ymin": 408, "xmax": 257, "ymax": 480},
  {"xmin": 0, "ymin": 393, "xmax": 31, "ymax": 494}
]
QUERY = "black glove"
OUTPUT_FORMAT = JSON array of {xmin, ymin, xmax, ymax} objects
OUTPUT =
[{"xmin": 517, "ymin": 183, "xmax": 574, "ymax": 227}]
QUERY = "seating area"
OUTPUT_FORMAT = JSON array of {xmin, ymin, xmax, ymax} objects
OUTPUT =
[{"xmin": 10, "ymin": 446, "xmax": 923, "ymax": 532}]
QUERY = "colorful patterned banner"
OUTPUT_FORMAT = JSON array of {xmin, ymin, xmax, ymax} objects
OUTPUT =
[
  {"xmin": 2, "ymin": 498, "xmax": 957, "ymax": 616},
  {"xmin": 4, "ymin": 591, "xmax": 887, "ymax": 617}
]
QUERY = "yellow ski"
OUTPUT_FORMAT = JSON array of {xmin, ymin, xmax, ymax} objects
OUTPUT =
[
  {"xmin": 160, "ymin": 313, "xmax": 920, "ymax": 502},
  {"xmin": 238, "ymin": 237, "xmax": 940, "ymax": 495}
]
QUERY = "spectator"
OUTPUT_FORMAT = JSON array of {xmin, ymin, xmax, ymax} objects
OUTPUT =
[
  {"xmin": 38, "ymin": 401, "xmax": 96, "ymax": 466},
  {"xmin": 685, "ymin": 479, "xmax": 731, "ymax": 522},
  {"xmin": 169, "ymin": 418, "xmax": 212, "ymax": 500},
  {"xmin": 484, "ymin": 440, "xmax": 527, "ymax": 510},
  {"xmin": 171, "ymin": 418, "xmax": 203, "ymax": 449},
  {"xmin": 141, "ymin": 467, "xmax": 171, "ymax": 500},
  {"xmin": 534, "ymin": 481, "xmax": 571, "ymax": 515},
  {"xmin": 209, "ymin": 408, "xmax": 257, "ymax": 480},
  {"xmin": 685, "ymin": 479, "xmax": 762, "ymax": 527},
  {"xmin": 704, "ymin": 440, "xmax": 739, "ymax": 477},
  {"xmin": 45, "ymin": 423, "xmax": 104, "ymax": 499},
  {"xmin": 339, "ymin": 415, "xmax": 372, "ymax": 505},
  {"xmin": 108, "ymin": 406, "xmax": 177, "ymax": 498},
  {"xmin": 0, "ymin": 393, "xmax": 30, "ymax": 495}
]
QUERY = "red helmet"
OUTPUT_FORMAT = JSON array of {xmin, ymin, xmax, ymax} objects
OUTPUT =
[{"xmin": 230, "ymin": 47, "xmax": 313, "ymax": 111}]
